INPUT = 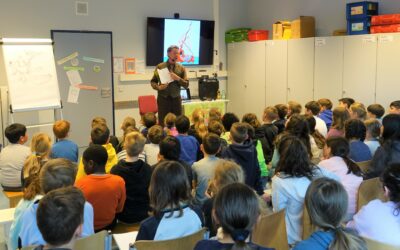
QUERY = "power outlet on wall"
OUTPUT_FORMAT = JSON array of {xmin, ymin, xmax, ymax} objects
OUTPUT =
[{"xmin": 76, "ymin": 2, "xmax": 89, "ymax": 16}]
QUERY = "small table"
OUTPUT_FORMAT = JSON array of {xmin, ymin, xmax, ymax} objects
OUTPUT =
[{"xmin": 182, "ymin": 99, "xmax": 229, "ymax": 119}]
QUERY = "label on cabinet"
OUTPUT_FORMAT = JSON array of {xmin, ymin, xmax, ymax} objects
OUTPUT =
[
  {"xmin": 315, "ymin": 38, "xmax": 326, "ymax": 47},
  {"xmin": 379, "ymin": 35, "xmax": 394, "ymax": 43},
  {"xmin": 228, "ymin": 43, "xmax": 235, "ymax": 49},
  {"xmin": 362, "ymin": 36, "xmax": 377, "ymax": 44},
  {"xmin": 266, "ymin": 41, "xmax": 275, "ymax": 46}
]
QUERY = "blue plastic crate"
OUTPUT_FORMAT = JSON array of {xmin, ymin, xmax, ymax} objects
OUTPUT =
[
  {"xmin": 347, "ymin": 17, "xmax": 371, "ymax": 35},
  {"xmin": 346, "ymin": 1, "xmax": 378, "ymax": 20}
]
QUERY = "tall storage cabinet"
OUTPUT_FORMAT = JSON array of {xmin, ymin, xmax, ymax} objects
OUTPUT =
[
  {"xmin": 227, "ymin": 41, "xmax": 266, "ymax": 119},
  {"xmin": 314, "ymin": 37, "xmax": 344, "ymax": 103},
  {"xmin": 287, "ymin": 38, "xmax": 315, "ymax": 105},
  {"xmin": 376, "ymin": 33, "xmax": 400, "ymax": 109},
  {"xmin": 265, "ymin": 40, "xmax": 288, "ymax": 106},
  {"xmin": 227, "ymin": 33, "xmax": 400, "ymax": 116},
  {"xmin": 343, "ymin": 35, "xmax": 378, "ymax": 105}
]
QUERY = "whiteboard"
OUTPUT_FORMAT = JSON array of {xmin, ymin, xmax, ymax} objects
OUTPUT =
[{"xmin": 1, "ymin": 39, "xmax": 61, "ymax": 112}]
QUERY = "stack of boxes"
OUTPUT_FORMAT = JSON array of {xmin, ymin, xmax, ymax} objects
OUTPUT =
[
  {"xmin": 273, "ymin": 16, "xmax": 315, "ymax": 40},
  {"xmin": 371, "ymin": 14, "xmax": 400, "ymax": 33},
  {"xmin": 346, "ymin": 1, "xmax": 379, "ymax": 35}
]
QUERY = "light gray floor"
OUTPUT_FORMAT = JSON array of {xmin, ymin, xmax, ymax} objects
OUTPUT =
[{"xmin": 0, "ymin": 187, "xmax": 13, "ymax": 250}]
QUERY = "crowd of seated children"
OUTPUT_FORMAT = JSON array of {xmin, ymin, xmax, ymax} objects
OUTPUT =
[
  {"xmin": 18, "ymin": 159, "xmax": 94, "ymax": 248},
  {"xmin": 136, "ymin": 161, "xmax": 204, "ymax": 241},
  {"xmin": 273, "ymin": 104, "xmax": 288, "ymax": 134},
  {"xmin": 347, "ymin": 163, "xmax": 400, "ymax": 246},
  {"xmin": 364, "ymin": 119, "xmax": 381, "ymax": 156},
  {"xmin": 143, "ymin": 125, "xmax": 164, "ymax": 166},
  {"xmin": 305, "ymin": 101, "xmax": 327, "ymax": 137},
  {"xmin": 368, "ymin": 114, "xmax": 400, "ymax": 179},
  {"xmin": 22, "ymin": 133, "xmax": 52, "ymax": 185},
  {"xmin": 34, "ymin": 187, "xmax": 85, "ymax": 250},
  {"xmin": 5, "ymin": 97, "xmax": 400, "ymax": 249},
  {"xmin": 349, "ymin": 102, "xmax": 367, "ymax": 121},
  {"xmin": 110, "ymin": 131, "xmax": 152, "ymax": 224},
  {"xmin": 221, "ymin": 122, "xmax": 264, "ymax": 195},
  {"xmin": 389, "ymin": 100, "xmax": 400, "ymax": 114},
  {"xmin": 175, "ymin": 115, "xmax": 200, "ymax": 166},
  {"xmin": 195, "ymin": 183, "xmax": 274, "ymax": 250},
  {"xmin": 0, "ymin": 123, "xmax": 30, "ymax": 191},
  {"xmin": 91, "ymin": 117, "xmax": 119, "ymax": 151},
  {"xmin": 157, "ymin": 136, "xmax": 193, "ymax": 183},
  {"xmin": 140, "ymin": 112, "xmax": 157, "ymax": 139},
  {"xmin": 163, "ymin": 112, "xmax": 178, "ymax": 136},
  {"xmin": 294, "ymin": 178, "xmax": 366, "ymax": 250},
  {"xmin": 317, "ymin": 98, "xmax": 333, "ymax": 130},
  {"xmin": 189, "ymin": 108, "xmax": 208, "ymax": 145},
  {"xmin": 116, "ymin": 116, "xmax": 137, "ymax": 153},
  {"xmin": 192, "ymin": 133, "xmax": 221, "ymax": 204},
  {"xmin": 319, "ymin": 137, "xmax": 363, "ymax": 221},
  {"xmin": 326, "ymin": 107, "xmax": 350, "ymax": 138},
  {"xmin": 75, "ymin": 124, "xmax": 117, "ymax": 181},
  {"xmin": 221, "ymin": 112, "xmax": 239, "ymax": 144},
  {"xmin": 338, "ymin": 97, "xmax": 355, "ymax": 110},
  {"xmin": 202, "ymin": 159, "xmax": 245, "ymax": 237},
  {"xmin": 271, "ymin": 136, "xmax": 338, "ymax": 245},
  {"xmin": 287, "ymin": 101, "xmax": 302, "ymax": 119},
  {"xmin": 75, "ymin": 145, "xmax": 126, "ymax": 231},
  {"xmin": 344, "ymin": 119, "xmax": 372, "ymax": 162},
  {"xmin": 207, "ymin": 120, "xmax": 228, "ymax": 155},
  {"xmin": 367, "ymin": 104, "xmax": 385, "ymax": 123},
  {"xmin": 51, "ymin": 120, "xmax": 78, "ymax": 163}
]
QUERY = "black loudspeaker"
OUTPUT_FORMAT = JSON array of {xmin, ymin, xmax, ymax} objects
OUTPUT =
[{"xmin": 198, "ymin": 76, "xmax": 219, "ymax": 101}]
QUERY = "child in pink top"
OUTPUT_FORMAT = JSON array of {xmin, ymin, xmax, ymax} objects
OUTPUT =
[
  {"xmin": 319, "ymin": 136, "xmax": 363, "ymax": 221},
  {"xmin": 326, "ymin": 107, "xmax": 349, "ymax": 138}
]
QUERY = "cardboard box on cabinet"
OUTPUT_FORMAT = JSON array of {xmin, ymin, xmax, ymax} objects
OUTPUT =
[{"xmin": 291, "ymin": 16, "xmax": 315, "ymax": 39}]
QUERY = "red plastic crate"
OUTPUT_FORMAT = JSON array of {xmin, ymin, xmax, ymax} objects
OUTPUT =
[
  {"xmin": 370, "ymin": 24, "xmax": 400, "ymax": 34},
  {"xmin": 248, "ymin": 30, "xmax": 269, "ymax": 41},
  {"xmin": 371, "ymin": 14, "xmax": 400, "ymax": 25}
]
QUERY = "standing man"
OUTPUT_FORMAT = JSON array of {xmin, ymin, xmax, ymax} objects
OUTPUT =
[{"xmin": 150, "ymin": 45, "xmax": 189, "ymax": 126}]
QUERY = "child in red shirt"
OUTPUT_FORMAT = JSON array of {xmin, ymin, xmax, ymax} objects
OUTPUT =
[{"xmin": 75, "ymin": 145, "xmax": 126, "ymax": 231}]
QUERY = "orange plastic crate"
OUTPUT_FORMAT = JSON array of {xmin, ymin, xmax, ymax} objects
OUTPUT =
[{"xmin": 248, "ymin": 30, "xmax": 269, "ymax": 41}]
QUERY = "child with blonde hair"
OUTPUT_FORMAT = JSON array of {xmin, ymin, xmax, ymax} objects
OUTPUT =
[
  {"xmin": 202, "ymin": 159, "xmax": 244, "ymax": 237},
  {"xmin": 208, "ymin": 107, "xmax": 222, "ymax": 123},
  {"xmin": 116, "ymin": 116, "xmax": 137, "ymax": 153},
  {"xmin": 189, "ymin": 108, "xmax": 208, "ymax": 144},
  {"xmin": 111, "ymin": 131, "xmax": 153, "ymax": 223},
  {"xmin": 22, "ymin": 133, "xmax": 52, "ymax": 184}
]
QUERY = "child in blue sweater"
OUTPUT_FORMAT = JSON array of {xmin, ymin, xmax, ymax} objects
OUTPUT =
[
  {"xmin": 293, "ymin": 178, "xmax": 366, "ymax": 250},
  {"xmin": 51, "ymin": 120, "xmax": 79, "ymax": 163},
  {"xmin": 344, "ymin": 119, "xmax": 372, "ymax": 162},
  {"xmin": 175, "ymin": 115, "xmax": 200, "ymax": 166}
]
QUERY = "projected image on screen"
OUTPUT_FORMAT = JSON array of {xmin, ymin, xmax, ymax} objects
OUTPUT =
[{"xmin": 164, "ymin": 19, "xmax": 201, "ymax": 65}]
